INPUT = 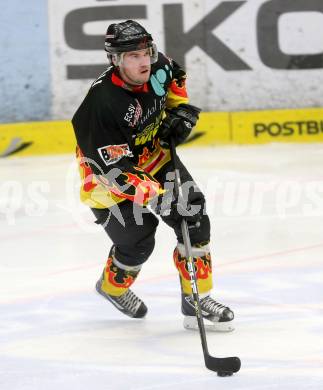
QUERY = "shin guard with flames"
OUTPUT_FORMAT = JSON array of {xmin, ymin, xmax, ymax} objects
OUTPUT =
[
  {"xmin": 173, "ymin": 243, "xmax": 213, "ymax": 295},
  {"xmin": 101, "ymin": 248, "xmax": 141, "ymax": 297}
]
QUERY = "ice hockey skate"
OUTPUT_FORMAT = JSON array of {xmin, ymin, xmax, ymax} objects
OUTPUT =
[
  {"xmin": 182, "ymin": 293, "xmax": 234, "ymax": 332},
  {"xmin": 96, "ymin": 273, "xmax": 147, "ymax": 318}
]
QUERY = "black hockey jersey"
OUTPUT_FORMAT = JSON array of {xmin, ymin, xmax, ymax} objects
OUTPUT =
[{"xmin": 72, "ymin": 53, "xmax": 189, "ymax": 209}]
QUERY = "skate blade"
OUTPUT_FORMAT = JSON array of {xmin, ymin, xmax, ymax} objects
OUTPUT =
[{"xmin": 183, "ymin": 316, "xmax": 235, "ymax": 332}]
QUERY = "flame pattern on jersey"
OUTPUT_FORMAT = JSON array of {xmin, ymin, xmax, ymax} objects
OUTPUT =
[
  {"xmin": 173, "ymin": 247, "xmax": 213, "ymax": 295},
  {"xmin": 137, "ymin": 139, "xmax": 167, "ymax": 171},
  {"xmin": 166, "ymin": 67, "xmax": 188, "ymax": 109},
  {"xmin": 98, "ymin": 166, "xmax": 164, "ymax": 206},
  {"xmin": 77, "ymin": 146, "xmax": 98, "ymax": 193}
]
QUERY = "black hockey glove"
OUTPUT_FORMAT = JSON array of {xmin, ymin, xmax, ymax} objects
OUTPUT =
[
  {"xmin": 158, "ymin": 104, "xmax": 201, "ymax": 146},
  {"xmin": 153, "ymin": 191, "xmax": 202, "ymax": 225},
  {"xmin": 170, "ymin": 196, "xmax": 202, "ymax": 224}
]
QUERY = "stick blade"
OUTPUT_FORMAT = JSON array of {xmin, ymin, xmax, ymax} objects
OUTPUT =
[{"xmin": 205, "ymin": 355, "xmax": 241, "ymax": 375}]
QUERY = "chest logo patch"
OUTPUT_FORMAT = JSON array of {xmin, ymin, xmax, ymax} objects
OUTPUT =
[{"xmin": 98, "ymin": 144, "xmax": 133, "ymax": 166}]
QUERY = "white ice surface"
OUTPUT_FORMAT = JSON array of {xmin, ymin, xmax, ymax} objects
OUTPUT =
[{"xmin": 1, "ymin": 144, "xmax": 323, "ymax": 389}]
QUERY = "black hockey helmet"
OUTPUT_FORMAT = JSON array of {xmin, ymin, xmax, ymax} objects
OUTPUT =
[{"xmin": 105, "ymin": 20, "xmax": 157, "ymax": 60}]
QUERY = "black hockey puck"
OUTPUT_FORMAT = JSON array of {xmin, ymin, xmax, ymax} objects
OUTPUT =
[{"xmin": 217, "ymin": 371, "xmax": 233, "ymax": 377}]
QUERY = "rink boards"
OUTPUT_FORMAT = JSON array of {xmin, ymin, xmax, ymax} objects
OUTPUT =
[{"xmin": 1, "ymin": 107, "xmax": 323, "ymax": 157}]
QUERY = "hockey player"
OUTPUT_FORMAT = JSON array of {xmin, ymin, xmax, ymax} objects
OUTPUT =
[{"xmin": 72, "ymin": 20, "xmax": 234, "ymax": 331}]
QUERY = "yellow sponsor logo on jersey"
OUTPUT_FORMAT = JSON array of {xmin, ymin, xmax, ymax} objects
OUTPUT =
[{"xmin": 135, "ymin": 113, "xmax": 163, "ymax": 146}]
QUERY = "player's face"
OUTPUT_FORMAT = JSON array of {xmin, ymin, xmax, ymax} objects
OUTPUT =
[{"xmin": 119, "ymin": 48, "xmax": 151, "ymax": 86}]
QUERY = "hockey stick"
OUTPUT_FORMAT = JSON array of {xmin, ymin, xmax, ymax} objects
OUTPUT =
[{"xmin": 169, "ymin": 137, "xmax": 241, "ymax": 376}]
